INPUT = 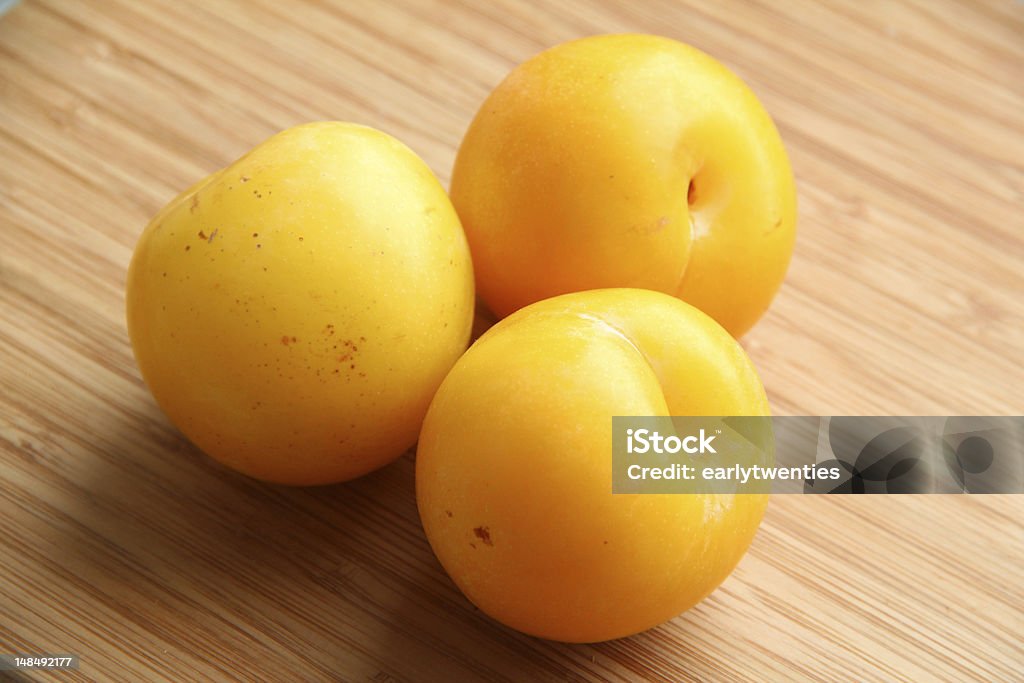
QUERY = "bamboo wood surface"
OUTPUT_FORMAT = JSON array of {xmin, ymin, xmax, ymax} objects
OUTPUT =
[{"xmin": 1, "ymin": 0, "xmax": 1022, "ymax": 681}]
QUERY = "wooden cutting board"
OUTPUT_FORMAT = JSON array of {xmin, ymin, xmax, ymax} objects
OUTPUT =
[{"xmin": 1, "ymin": 1, "xmax": 1021, "ymax": 680}]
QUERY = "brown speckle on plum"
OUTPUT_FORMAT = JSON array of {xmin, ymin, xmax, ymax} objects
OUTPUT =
[
  {"xmin": 198, "ymin": 230, "xmax": 207, "ymax": 240},
  {"xmin": 473, "ymin": 526, "xmax": 493, "ymax": 546}
]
